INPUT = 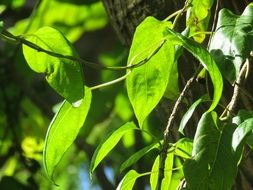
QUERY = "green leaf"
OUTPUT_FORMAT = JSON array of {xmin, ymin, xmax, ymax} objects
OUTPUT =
[
  {"xmin": 174, "ymin": 138, "xmax": 193, "ymax": 159},
  {"xmin": 22, "ymin": 26, "xmax": 84, "ymax": 106},
  {"xmin": 120, "ymin": 142, "xmax": 159, "ymax": 173},
  {"xmin": 210, "ymin": 3, "xmax": 253, "ymax": 83},
  {"xmin": 90, "ymin": 122, "xmax": 137, "ymax": 175},
  {"xmin": 232, "ymin": 118, "xmax": 253, "ymax": 151},
  {"xmin": 150, "ymin": 156, "xmax": 160, "ymax": 190},
  {"xmin": 187, "ymin": 0, "xmax": 214, "ymax": 42},
  {"xmin": 167, "ymin": 29, "xmax": 223, "ymax": 112},
  {"xmin": 126, "ymin": 16, "xmax": 175, "ymax": 127},
  {"xmin": 179, "ymin": 95, "xmax": 208, "ymax": 135},
  {"xmin": 168, "ymin": 157, "xmax": 184, "ymax": 190},
  {"xmin": 232, "ymin": 109, "xmax": 253, "ymax": 125},
  {"xmin": 184, "ymin": 112, "xmax": 243, "ymax": 190},
  {"xmin": 208, "ymin": 123, "xmax": 243, "ymax": 190},
  {"xmin": 184, "ymin": 112, "xmax": 221, "ymax": 189},
  {"xmin": 161, "ymin": 148, "xmax": 174, "ymax": 189},
  {"xmin": 116, "ymin": 170, "xmax": 145, "ymax": 190},
  {"xmin": 0, "ymin": 21, "xmax": 3, "ymax": 33},
  {"xmin": 43, "ymin": 87, "xmax": 92, "ymax": 182},
  {"xmin": 150, "ymin": 139, "xmax": 192, "ymax": 190}
]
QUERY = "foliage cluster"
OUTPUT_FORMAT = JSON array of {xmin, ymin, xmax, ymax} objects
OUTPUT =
[{"xmin": 1, "ymin": 0, "xmax": 253, "ymax": 189}]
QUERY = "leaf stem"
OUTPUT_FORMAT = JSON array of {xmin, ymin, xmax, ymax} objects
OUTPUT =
[
  {"xmin": 172, "ymin": 0, "xmax": 192, "ymax": 29},
  {"xmin": 0, "ymin": 30, "xmax": 166, "ymax": 71},
  {"xmin": 90, "ymin": 71, "xmax": 131, "ymax": 90},
  {"xmin": 163, "ymin": 9, "xmax": 183, "ymax": 22}
]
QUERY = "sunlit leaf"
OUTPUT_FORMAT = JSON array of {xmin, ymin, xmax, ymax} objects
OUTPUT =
[
  {"xmin": 167, "ymin": 29, "xmax": 223, "ymax": 112},
  {"xmin": 168, "ymin": 157, "xmax": 184, "ymax": 190},
  {"xmin": 116, "ymin": 170, "xmax": 145, "ymax": 190},
  {"xmin": 174, "ymin": 138, "xmax": 193, "ymax": 159},
  {"xmin": 150, "ymin": 138, "xmax": 192, "ymax": 190},
  {"xmin": 23, "ymin": 26, "xmax": 84, "ymax": 106},
  {"xmin": 232, "ymin": 118, "xmax": 253, "ymax": 151},
  {"xmin": 187, "ymin": 0, "xmax": 214, "ymax": 42},
  {"xmin": 150, "ymin": 156, "xmax": 159, "ymax": 190},
  {"xmin": 120, "ymin": 142, "xmax": 159, "ymax": 173},
  {"xmin": 184, "ymin": 112, "xmax": 243, "ymax": 189},
  {"xmin": 179, "ymin": 95, "xmax": 208, "ymax": 135},
  {"xmin": 210, "ymin": 3, "xmax": 253, "ymax": 83},
  {"xmin": 54, "ymin": 0, "xmax": 99, "ymax": 5},
  {"xmin": 43, "ymin": 87, "xmax": 92, "ymax": 182},
  {"xmin": 127, "ymin": 16, "xmax": 175, "ymax": 127},
  {"xmin": 161, "ymin": 148, "xmax": 174, "ymax": 189},
  {"xmin": 90, "ymin": 122, "xmax": 137, "ymax": 175}
]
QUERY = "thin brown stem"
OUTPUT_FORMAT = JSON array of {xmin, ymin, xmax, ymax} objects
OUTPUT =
[
  {"xmin": 156, "ymin": 67, "xmax": 200, "ymax": 190},
  {"xmin": 220, "ymin": 59, "xmax": 249, "ymax": 120}
]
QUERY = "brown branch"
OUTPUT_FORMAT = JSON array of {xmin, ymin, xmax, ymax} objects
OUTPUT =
[
  {"xmin": 220, "ymin": 59, "xmax": 249, "ymax": 120},
  {"xmin": 156, "ymin": 69, "xmax": 199, "ymax": 190}
]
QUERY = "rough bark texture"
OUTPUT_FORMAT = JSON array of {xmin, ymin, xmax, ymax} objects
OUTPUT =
[{"xmin": 102, "ymin": 0, "xmax": 181, "ymax": 46}]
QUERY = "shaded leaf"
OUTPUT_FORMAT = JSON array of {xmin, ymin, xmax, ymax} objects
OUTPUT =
[
  {"xmin": 179, "ymin": 95, "xmax": 208, "ymax": 135},
  {"xmin": 232, "ymin": 118, "xmax": 253, "ymax": 151},
  {"xmin": 184, "ymin": 112, "xmax": 221, "ymax": 189},
  {"xmin": 43, "ymin": 87, "xmax": 92, "ymax": 182},
  {"xmin": 120, "ymin": 142, "xmax": 159, "ymax": 173},
  {"xmin": 208, "ymin": 123, "xmax": 243, "ymax": 190},
  {"xmin": 23, "ymin": 27, "xmax": 84, "ymax": 106},
  {"xmin": 90, "ymin": 122, "xmax": 137, "ymax": 175},
  {"xmin": 126, "ymin": 16, "xmax": 175, "ymax": 127},
  {"xmin": 210, "ymin": 3, "xmax": 253, "ymax": 82},
  {"xmin": 187, "ymin": 0, "xmax": 214, "ymax": 42},
  {"xmin": 232, "ymin": 109, "xmax": 253, "ymax": 125},
  {"xmin": 184, "ymin": 112, "xmax": 243, "ymax": 190},
  {"xmin": 167, "ymin": 29, "xmax": 223, "ymax": 112}
]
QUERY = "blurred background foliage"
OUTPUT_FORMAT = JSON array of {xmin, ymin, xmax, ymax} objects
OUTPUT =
[{"xmin": 0, "ymin": 0, "xmax": 159, "ymax": 189}]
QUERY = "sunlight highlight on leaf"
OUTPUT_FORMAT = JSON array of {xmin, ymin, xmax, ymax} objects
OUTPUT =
[
  {"xmin": 43, "ymin": 87, "xmax": 92, "ymax": 182},
  {"xmin": 23, "ymin": 27, "xmax": 84, "ymax": 106}
]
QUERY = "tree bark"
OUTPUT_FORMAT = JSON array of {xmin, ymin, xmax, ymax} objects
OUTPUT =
[{"xmin": 101, "ymin": 0, "xmax": 179, "ymax": 46}]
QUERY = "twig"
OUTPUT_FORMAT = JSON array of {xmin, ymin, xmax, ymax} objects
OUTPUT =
[
  {"xmin": 220, "ymin": 59, "xmax": 249, "ymax": 120},
  {"xmin": 0, "ymin": 30, "xmax": 166, "ymax": 71},
  {"xmin": 90, "ymin": 71, "xmax": 130, "ymax": 90},
  {"xmin": 156, "ymin": 67, "xmax": 200, "ymax": 190},
  {"xmin": 172, "ymin": 0, "xmax": 191, "ymax": 29}
]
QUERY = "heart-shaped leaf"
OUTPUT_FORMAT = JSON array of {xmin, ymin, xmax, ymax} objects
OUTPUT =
[
  {"xmin": 209, "ymin": 3, "xmax": 253, "ymax": 83},
  {"xmin": 184, "ymin": 112, "xmax": 243, "ymax": 189},
  {"xmin": 23, "ymin": 26, "xmax": 84, "ymax": 106},
  {"xmin": 126, "ymin": 16, "xmax": 175, "ymax": 127}
]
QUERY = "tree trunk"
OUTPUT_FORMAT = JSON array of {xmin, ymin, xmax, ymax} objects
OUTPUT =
[{"xmin": 101, "ymin": 0, "xmax": 180, "ymax": 46}]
